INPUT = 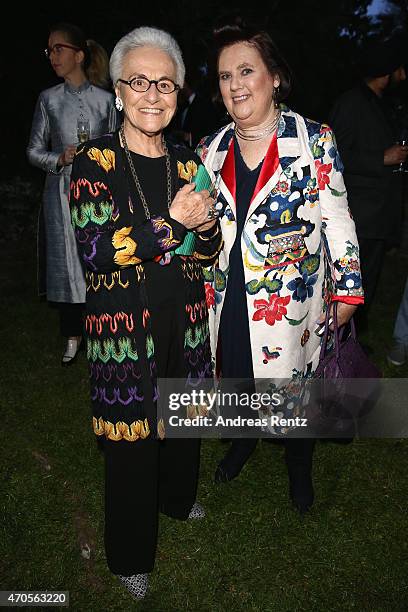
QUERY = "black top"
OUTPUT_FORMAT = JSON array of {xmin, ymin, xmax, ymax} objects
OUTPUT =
[
  {"xmin": 219, "ymin": 138, "xmax": 262, "ymax": 379},
  {"xmin": 329, "ymin": 82, "xmax": 404, "ymax": 239},
  {"xmin": 128, "ymin": 151, "xmax": 187, "ymax": 377}
]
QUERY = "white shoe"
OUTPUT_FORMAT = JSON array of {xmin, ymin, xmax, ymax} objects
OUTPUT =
[
  {"xmin": 118, "ymin": 573, "xmax": 149, "ymax": 599},
  {"xmin": 188, "ymin": 502, "xmax": 206, "ymax": 519},
  {"xmin": 61, "ymin": 337, "xmax": 82, "ymax": 366},
  {"xmin": 387, "ymin": 341, "xmax": 407, "ymax": 367}
]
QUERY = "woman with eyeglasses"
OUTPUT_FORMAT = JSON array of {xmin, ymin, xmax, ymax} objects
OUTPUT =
[
  {"xmin": 27, "ymin": 22, "xmax": 118, "ymax": 365},
  {"xmin": 69, "ymin": 26, "xmax": 222, "ymax": 599}
]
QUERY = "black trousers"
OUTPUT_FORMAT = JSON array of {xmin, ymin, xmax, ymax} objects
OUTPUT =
[
  {"xmin": 102, "ymin": 284, "xmax": 201, "ymax": 575},
  {"xmin": 50, "ymin": 302, "xmax": 85, "ymax": 337},
  {"xmin": 284, "ymin": 437, "xmax": 315, "ymax": 469},
  {"xmin": 103, "ymin": 436, "xmax": 200, "ymax": 575}
]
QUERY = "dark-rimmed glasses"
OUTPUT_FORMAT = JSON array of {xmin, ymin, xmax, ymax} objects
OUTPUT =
[
  {"xmin": 117, "ymin": 77, "xmax": 180, "ymax": 94},
  {"xmin": 44, "ymin": 43, "xmax": 80, "ymax": 58}
]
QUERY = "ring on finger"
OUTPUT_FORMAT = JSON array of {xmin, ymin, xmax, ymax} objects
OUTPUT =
[{"xmin": 207, "ymin": 206, "xmax": 217, "ymax": 219}]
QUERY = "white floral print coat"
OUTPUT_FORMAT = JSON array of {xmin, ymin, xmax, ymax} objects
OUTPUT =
[{"xmin": 196, "ymin": 107, "xmax": 364, "ymax": 383}]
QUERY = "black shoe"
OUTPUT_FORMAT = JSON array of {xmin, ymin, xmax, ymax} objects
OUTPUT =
[
  {"xmin": 287, "ymin": 464, "xmax": 314, "ymax": 514},
  {"xmin": 214, "ymin": 439, "xmax": 257, "ymax": 483}
]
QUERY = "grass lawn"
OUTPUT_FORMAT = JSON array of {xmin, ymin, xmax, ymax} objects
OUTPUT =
[{"xmin": 1, "ymin": 182, "xmax": 408, "ymax": 611}]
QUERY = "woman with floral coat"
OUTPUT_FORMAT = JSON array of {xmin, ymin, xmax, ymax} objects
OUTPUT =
[{"xmin": 196, "ymin": 20, "xmax": 364, "ymax": 513}]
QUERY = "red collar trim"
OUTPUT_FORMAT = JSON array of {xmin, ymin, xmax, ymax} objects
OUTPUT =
[
  {"xmin": 220, "ymin": 139, "xmax": 236, "ymax": 202},
  {"xmin": 250, "ymin": 132, "xmax": 279, "ymax": 204}
]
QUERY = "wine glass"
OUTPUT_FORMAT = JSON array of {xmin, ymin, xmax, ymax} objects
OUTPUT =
[
  {"xmin": 77, "ymin": 118, "xmax": 90, "ymax": 144},
  {"xmin": 393, "ymin": 127, "xmax": 408, "ymax": 173}
]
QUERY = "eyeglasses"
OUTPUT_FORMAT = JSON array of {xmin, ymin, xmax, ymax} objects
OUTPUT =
[
  {"xmin": 44, "ymin": 43, "xmax": 80, "ymax": 58},
  {"xmin": 117, "ymin": 77, "xmax": 180, "ymax": 94}
]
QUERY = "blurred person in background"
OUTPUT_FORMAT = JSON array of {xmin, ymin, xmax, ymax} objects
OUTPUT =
[
  {"xmin": 27, "ymin": 22, "xmax": 118, "ymax": 365},
  {"xmin": 329, "ymin": 37, "xmax": 407, "ymax": 337}
]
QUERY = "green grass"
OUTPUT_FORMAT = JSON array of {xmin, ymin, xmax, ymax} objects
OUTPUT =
[{"xmin": 1, "ymin": 189, "xmax": 408, "ymax": 611}]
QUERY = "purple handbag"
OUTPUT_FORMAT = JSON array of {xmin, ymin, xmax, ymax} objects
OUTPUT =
[
  {"xmin": 315, "ymin": 303, "xmax": 382, "ymax": 379},
  {"xmin": 313, "ymin": 303, "xmax": 382, "ymax": 437}
]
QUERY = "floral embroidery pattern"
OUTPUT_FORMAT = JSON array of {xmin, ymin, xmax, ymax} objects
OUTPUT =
[
  {"xmin": 252, "ymin": 294, "xmax": 291, "ymax": 326},
  {"xmin": 315, "ymin": 160, "xmax": 332, "ymax": 190},
  {"xmin": 197, "ymin": 108, "xmax": 364, "ymax": 393},
  {"xmin": 272, "ymin": 180, "xmax": 290, "ymax": 196},
  {"xmin": 305, "ymin": 178, "xmax": 319, "ymax": 206},
  {"xmin": 287, "ymin": 273, "xmax": 318, "ymax": 303},
  {"xmin": 205, "ymin": 283, "xmax": 215, "ymax": 308}
]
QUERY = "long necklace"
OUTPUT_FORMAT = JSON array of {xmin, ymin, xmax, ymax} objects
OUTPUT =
[
  {"xmin": 235, "ymin": 109, "xmax": 281, "ymax": 142},
  {"xmin": 119, "ymin": 124, "xmax": 172, "ymax": 220}
]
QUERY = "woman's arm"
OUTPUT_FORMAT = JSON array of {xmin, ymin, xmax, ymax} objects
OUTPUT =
[
  {"xmin": 26, "ymin": 94, "xmax": 62, "ymax": 174},
  {"xmin": 192, "ymin": 140, "xmax": 224, "ymax": 265},
  {"xmin": 314, "ymin": 125, "xmax": 364, "ymax": 323},
  {"xmin": 70, "ymin": 144, "xmax": 188, "ymax": 274},
  {"xmin": 193, "ymin": 223, "xmax": 223, "ymax": 267}
]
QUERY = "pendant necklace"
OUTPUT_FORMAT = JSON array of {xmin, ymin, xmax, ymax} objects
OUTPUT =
[{"xmin": 119, "ymin": 123, "xmax": 172, "ymax": 220}]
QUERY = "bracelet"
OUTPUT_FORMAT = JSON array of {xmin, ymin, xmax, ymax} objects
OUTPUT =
[{"xmin": 196, "ymin": 225, "xmax": 220, "ymax": 241}]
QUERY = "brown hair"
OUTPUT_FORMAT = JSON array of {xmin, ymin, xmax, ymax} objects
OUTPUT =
[
  {"xmin": 49, "ymin": 22, "xmax": 110, "ymax": 89},
  {"xmin": 85, "ymin": 39, "xmax": 110, "ymax": 89},
  {"xmin": 210, "ymin": 18, "xmax": 292, "ymax": 104}
]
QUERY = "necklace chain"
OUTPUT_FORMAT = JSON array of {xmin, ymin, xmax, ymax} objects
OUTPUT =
[
  {"xmin": 120, "ymin": 124, "xmax": 172, "ymax": 220},
  {"xmin": 235, "ymin": 110, "xmax": 281, "ymax": 142}
]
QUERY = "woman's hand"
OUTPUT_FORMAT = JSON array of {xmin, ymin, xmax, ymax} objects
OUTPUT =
[
  {"xmin": 384, "ymin": 144, "xmax": 408, "ymax": 166},
  {"xmin": 169, "ymin": 184, "xmax": 216, "ymax": 229},
  {"xmin": 316, "ymin": 301, "xmax": 358, "ymax": 332},
  {"xmin": 58, "ymin": 145, "xmax": 77, "ymax": 167}
]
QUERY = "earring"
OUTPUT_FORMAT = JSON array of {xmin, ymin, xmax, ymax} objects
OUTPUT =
[
  {"xmin": 273, "ymin": 86, "xmax": 280, "ymax": 108},
  {"xmin": 115, "ymin": 96, "xmax": 123, "ymax": 111}
]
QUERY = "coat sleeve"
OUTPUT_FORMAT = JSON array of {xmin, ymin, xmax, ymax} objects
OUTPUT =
[
  {"xmin": 313, "ymin": 125, "xmax": 364, "ymax": 303},
  {"xmin": 191, "ymin": 138, "xmax": 223, "ymax": 266},
  {"xmin": 69, "ymin": 144, "xmax": 187, "ymax": 274},
  {"xmin": 328, "ymin": 96, "xmax": 384, "ymax": 178},
  {"xmin": 193, "ymin": 223, "xmax": 223, "ymax": 266},
  {"xmin": 26, "ymin": 94, "xmax": 62, "ymax": 174},
  {"xmin": 174, "ymin": 144, "xmax": 223, "ymax": 266}
]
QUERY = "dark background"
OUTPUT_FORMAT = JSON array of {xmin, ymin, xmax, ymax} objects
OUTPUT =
[{"xmin": 1, "ymin": 0, "xmax": 407, "ymax": 182}]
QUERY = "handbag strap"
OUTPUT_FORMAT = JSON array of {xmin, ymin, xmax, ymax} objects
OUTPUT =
[
  {"xmin": 319, "ymin": 303, "xmax": 335, "ymax": 361},
  {"xmin": 319, "ymin": 301, "xmax": 357, "ymax": 361}
]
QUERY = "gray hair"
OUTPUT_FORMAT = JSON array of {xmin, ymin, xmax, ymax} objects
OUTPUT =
[{"xmin": 110, "ymin": 26, "xmax": 185, "ymax": 87}]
